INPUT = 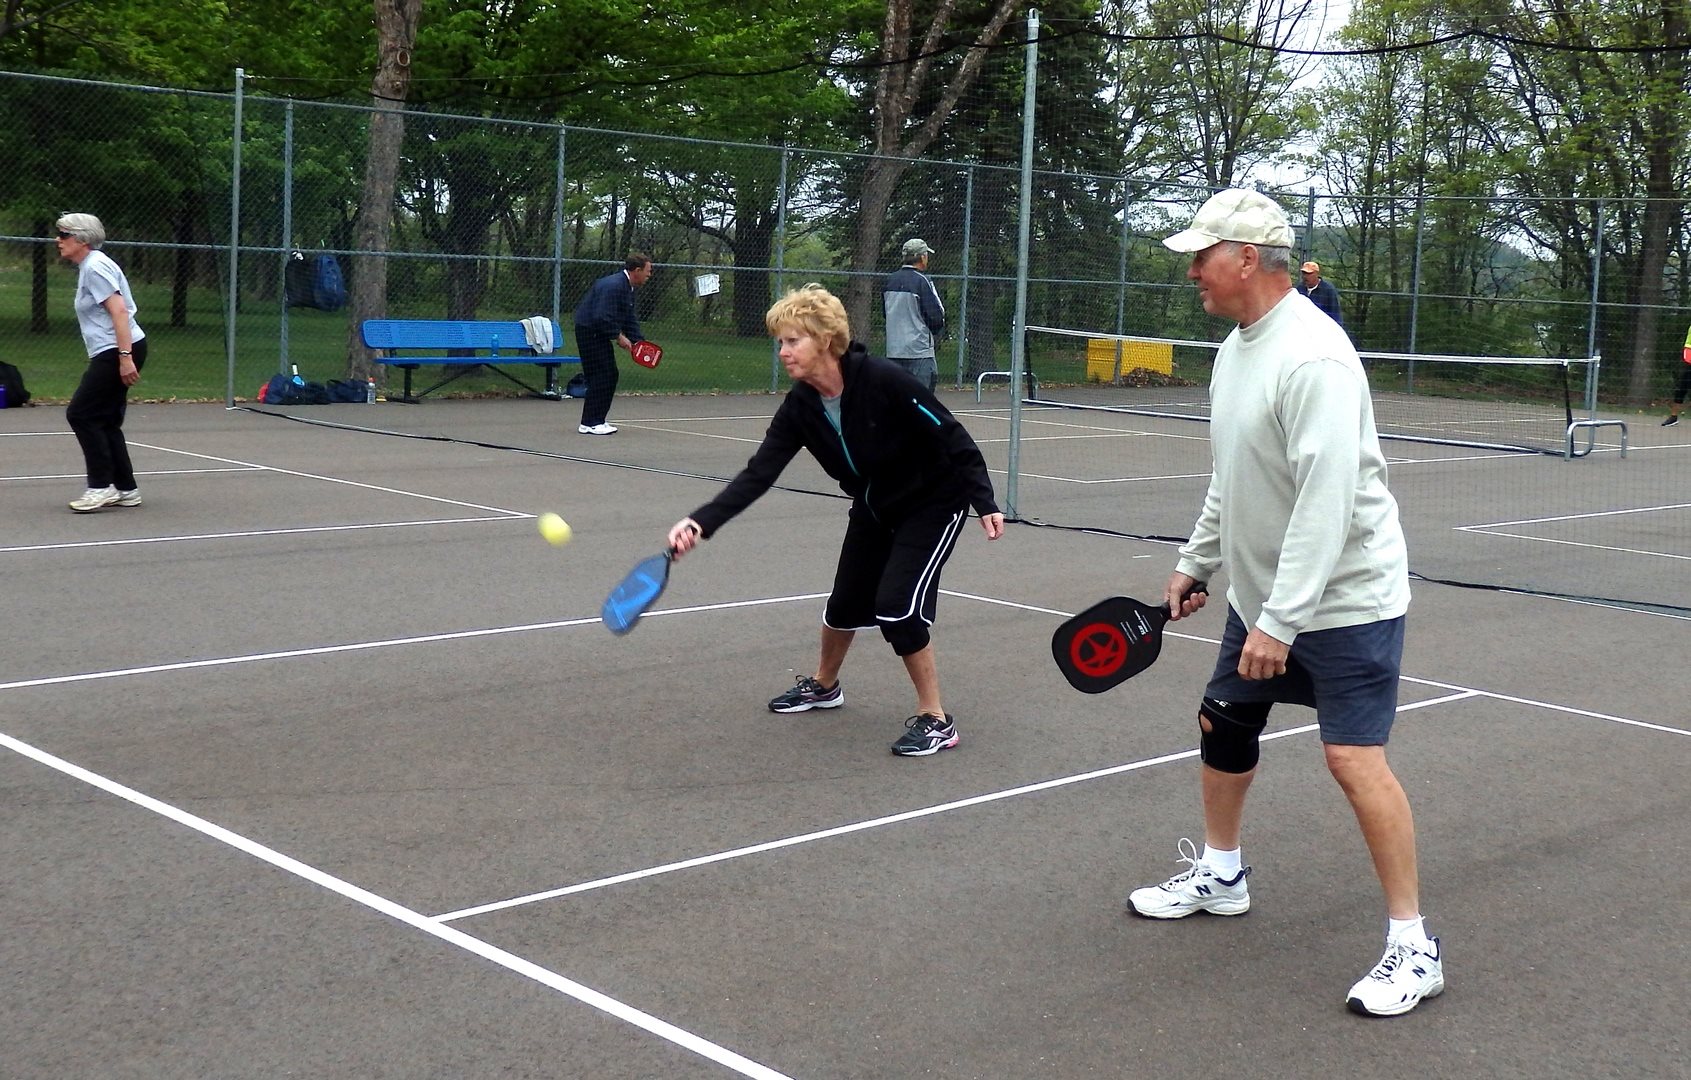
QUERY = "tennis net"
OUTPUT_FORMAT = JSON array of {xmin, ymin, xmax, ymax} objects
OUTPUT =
[{"xmin": 1024, "ymin": 325, "xmax": 1597, "ymax": 457}]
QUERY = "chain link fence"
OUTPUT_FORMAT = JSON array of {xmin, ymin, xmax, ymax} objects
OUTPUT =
[{"xmin": 2, "ymin": 68, "xmax": 1687, "ymax": 413}]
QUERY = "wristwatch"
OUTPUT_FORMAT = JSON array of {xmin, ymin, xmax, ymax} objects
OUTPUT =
[{"xmin": 118, "ymin": 350, "xmax": 133, "ymax": 356}]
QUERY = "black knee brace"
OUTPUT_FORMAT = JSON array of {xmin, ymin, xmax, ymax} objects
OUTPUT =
[
  {"xmin": 879, "ymin": 617, "xmax": 931, "ymax": 657},
  {"xmin": 1199, "ymin": 697, "xmax": 1272, "ymax": 773}
]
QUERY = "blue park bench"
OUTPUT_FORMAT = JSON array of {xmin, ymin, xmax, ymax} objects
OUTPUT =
[{"xmin": 359, "ymin": 318, "xmax": 579, "ymax": 403}]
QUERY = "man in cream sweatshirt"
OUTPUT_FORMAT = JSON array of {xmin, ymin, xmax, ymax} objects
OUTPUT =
[{"xmin": 1124, "ymin": 188, "xmax": 1442, "ymax": 1018}]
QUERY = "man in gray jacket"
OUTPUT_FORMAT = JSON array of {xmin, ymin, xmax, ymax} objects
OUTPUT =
[{"xmin": 883, "ymin": 238, "xmax": 946, "ymax": 390}]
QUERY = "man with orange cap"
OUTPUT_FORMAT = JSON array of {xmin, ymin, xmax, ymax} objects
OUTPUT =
[{"xmin": 1297, "ymin": 260, "xmax": 1343, "ymax": 326}]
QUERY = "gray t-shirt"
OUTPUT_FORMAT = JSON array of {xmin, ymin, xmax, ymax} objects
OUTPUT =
[{"xmin": 74, "ymin": 250, "xmax": 145, "ymax": 359}]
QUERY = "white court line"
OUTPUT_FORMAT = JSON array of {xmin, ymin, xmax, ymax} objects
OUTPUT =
[
  {"xmin": 997, "ymin": 468, "xmax": 1212, "ymax": 485},
  {"xmin": 1452, "ymin": 529, "xmax": 1691, "ymax": 562},
  {"xmin": 620, "ymin": 423, "xmax": 765, "ymax": 445},
  {"xmin": 0, "ymin": 729, "xmax": 793, "ymax": 1080},
  {"xmin": 0, "ymin": 516, "xmax": 523, "ymax": 555},
  {"xmin": 435, "ymin": 688, "xmax": 1483, "ymax": 923},
  {"xmin": 2, "ymin": 466, "xmax": 259, "ymax": 482},
  {"xmin": 0, "ymin": 593, "xmax": 830, "ymax": 693},
  {"xmin": 126, "ymin": 442, "xmax": 531, "ymax": 517},
  {"xmin": 1460, "ymin": 502, "xmax": 1691, "ymax": 529}
]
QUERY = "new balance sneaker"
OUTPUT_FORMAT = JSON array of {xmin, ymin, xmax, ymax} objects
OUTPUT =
[
  {"xmin": 1664, "ymin": 414, "xmax": 1681, "ymax": 427},
  {"xmin": 1126, "ymin": 837, "xmax": 1252, "ymax": 918},
  {"xmin": 69, "ymin": 485, "xmax": 120, "ymax": 512},
  {"xmin": 1346, "ymin": 936, "xmax": 1444, "ymax": 1017},
  {"xmin": 578, "ymin": 423, "xmax": 618, "ymax": 435},
  {"xmin": 891, "ymin": 712, "xmax": 959, "ymax": 756},
  {"xmin": 768, "ymin": 675, "xmax": 843, "ymax": 714},
  {"xmin": 115, "ymin": 488, "xmax": 142, "ymax": 507}
]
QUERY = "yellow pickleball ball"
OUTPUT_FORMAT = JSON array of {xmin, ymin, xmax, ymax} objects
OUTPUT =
[{"xmin": 537, "ymin": 512, "xmax": 573, "ymax": 546}]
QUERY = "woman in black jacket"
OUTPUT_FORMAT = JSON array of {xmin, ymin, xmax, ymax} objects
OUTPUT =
[{"xmin": 667, "ymin": 285, "xmax": 1005, "ymax": 757}]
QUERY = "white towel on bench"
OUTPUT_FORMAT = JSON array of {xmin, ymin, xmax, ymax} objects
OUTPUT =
[{"xmin": 520, "ymin": 316, "xmax": 555, "ymax": 355}]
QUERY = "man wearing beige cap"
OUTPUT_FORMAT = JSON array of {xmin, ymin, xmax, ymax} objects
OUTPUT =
[
  {"xmin": 1122, "ymin": 188, "xmax": 1443, "ymax": 1018},
  {"xmin": 1298, "ymin": 259, "xmax": 1344, "ymax": 326}
]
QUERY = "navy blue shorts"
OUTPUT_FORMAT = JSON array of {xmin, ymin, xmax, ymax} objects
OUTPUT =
[{"xmin": 1204, "ymin": 608, "xmax": 1405, "ymax": 746}]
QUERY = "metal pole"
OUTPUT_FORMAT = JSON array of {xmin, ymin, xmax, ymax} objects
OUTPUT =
[
  {"xmin": 1114, "ymin": 178, "xmax": 1131, "ymax": 380},
  {"xmin": 1408, "ymin": 195, "xmax": 1425, "ymax": 352},
  {"xmin": 552, "ymin": 126, "xmax": 567, "ymax": 328},
  {"xmin": 1304, "ymin": 187, "xmax": 1316, "ymax": 261},
  {"xmin": 1586, "ymin": 199, "xmax": 1604, "ymax": 413},
  {"xmin": 1006, "ymin": 8, "xmax": 1039, "ymax": 519},
  {"xmin": 956, "ymin": 165, "xmax": 974, "ymax": 388},
  {"xmin": 279, "ymin": 101, "xmax": 293, "ymax": 375},
  {"xmin": 225, "ymin": 67, "xmax": 244, "ymax": 407},
  {"xmin": 770, "ymin": 146, "xmax": 790, "ymax": 393}
]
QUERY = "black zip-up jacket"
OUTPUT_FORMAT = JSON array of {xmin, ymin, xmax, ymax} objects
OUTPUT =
[{"xmin": 688, "ymin": 342, "xmax": 1000, "ymax": 537}]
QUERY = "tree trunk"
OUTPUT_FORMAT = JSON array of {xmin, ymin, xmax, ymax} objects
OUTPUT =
[
  {"xmin": 344, "ymin": 0, "xmax": 420, "ymax": 380},
  {"xmin": 1626, "ymin": 155, "xmax": 1675, "ymax": 407},
  {"xmin": 847, "ymin": 0, "xmax": 1022, "ymax": 335}
]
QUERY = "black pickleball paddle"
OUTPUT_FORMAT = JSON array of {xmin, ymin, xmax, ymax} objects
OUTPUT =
[{"xmin": 1051, "ymin": 583, "xmax": 1207, "ymax": 694}]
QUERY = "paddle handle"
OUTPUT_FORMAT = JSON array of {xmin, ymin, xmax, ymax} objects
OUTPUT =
[{"xmin": 1162, "ymin": 581, "xmax": 1209, "ymax": 618}]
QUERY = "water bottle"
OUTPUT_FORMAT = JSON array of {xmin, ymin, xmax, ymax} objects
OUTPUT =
[
  {"xmin": 365, "ymin": 377, "xmax": 376, "ymax": 404},
  {"xmin": 291, "ymin": 364, "xmax": 304, "ymax": 386}
]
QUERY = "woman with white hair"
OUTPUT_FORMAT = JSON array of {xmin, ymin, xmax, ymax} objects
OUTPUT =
[{"xmin": 55, "ymin": 213, "xmax": 147, "ymax": 512}]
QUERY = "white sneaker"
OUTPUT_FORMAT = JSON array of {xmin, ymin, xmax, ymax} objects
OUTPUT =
[
  {"xmin": 115, "ymin": 488, "xmax": 142, "ymax": 507},
  {"xmin": 69, "ymin": 485, "xmax": 120, "ymax": 512},
  {"xmin": 1346, "ymin": 936, "xmax": 1444, "ymax": 1017},
  {"xmin": 578, "ymin": 423, "xmax": 617, "ymax": 435},
  {"xmin": 1126, "ymin": 837, "xmax": 1251, "ymax": 918}
]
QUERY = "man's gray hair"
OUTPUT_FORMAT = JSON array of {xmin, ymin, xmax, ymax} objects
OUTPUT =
[
  {"xmin": 1255, "ymin": 244, "xmax": 1292, "ymax": 272},
  {"xmin": 55, "ymin": 213, "xmax": 105, "ymax": 248}
]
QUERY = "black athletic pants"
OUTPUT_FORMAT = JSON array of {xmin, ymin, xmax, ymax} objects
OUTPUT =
[
  {"xmin": 67, "ymin": 339, "xmax": 147, "ymax": 489},
  {"xmin": 575, "ymin": 327, "xmax": 618, "ymax": 426}
]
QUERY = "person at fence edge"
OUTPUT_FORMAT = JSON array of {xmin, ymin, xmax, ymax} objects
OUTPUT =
[
  {"xmin": 1297, "ymin": 260, "xmax": 1343, "ymax": 326},
  {"xmin": 883, "ymin": 238, "xmax": 946, "ymax": 391},
  {"xmin": 56, "ymin": 213, "xmax": 147, "ymax": 513},
  {"xmin": 663, "ymin": 284, "xmax": 1004, "ymax": 757},
  {"xmin": 571, "ymin": 252, "xmax": 653, "ymax": 435},
  {"xmin": 1662, "ymin": 322, "xmax": 1690, "ymax": 426},
  {"xmin": 1128, "ymin": 188, "xmax": 1442, "ymax": 1018}
]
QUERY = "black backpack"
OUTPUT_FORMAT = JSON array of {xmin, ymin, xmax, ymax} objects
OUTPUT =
[
  {"xmin": 285, "ymin": 251, "xmax": 347, "ymax": 312},
  {"xmin": 0, "ymin": 360, "xmax": 31, "ymax": 407}
]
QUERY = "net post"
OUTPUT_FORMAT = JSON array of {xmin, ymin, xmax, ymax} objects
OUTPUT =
[{"xmin": 1005, "ymin": 8, "xmax": 1040, "ymax": 519}]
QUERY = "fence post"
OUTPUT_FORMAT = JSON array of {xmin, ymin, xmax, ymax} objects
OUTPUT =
[
  {"xmin": 225, "ymin": 67, "xmax": 244, "ymax": 407},
  {"xmin": 770, "ymin": 145, "xmax": 790, "ymax": 393},
  {"xmin": 956, "ymin": 164, "xmax": 974, "ymax": 388},
  {"xmin": 1586, "ymin": 198, "xmax": 1604, "ymax": 363},
  {"xmin": 1304, "ymin": 187, "xmax": 1316, "ymax": 261},
  {"xmin": 279, "ymin": 100, "xmax": 293, "ymax": 376},
  {"xmin": 1006, "ymin": 7, "xmax": 1040, "ymax": 519},
  {"xmin": 1408, "ymin": 194, "xmax": 1425, "ymax": 353},
  {"xmin": 551, "ymin": 126, "xmax": 567, "ymax": 328},
  {"xmin": 1115, "ymin": 178, "xmax": 1132, "ymax": 337}
]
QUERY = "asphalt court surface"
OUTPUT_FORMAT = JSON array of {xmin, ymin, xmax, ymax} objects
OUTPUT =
[{"xmin": 3, "ymin": 399, "xmax": 1688, "ymax": 1079}]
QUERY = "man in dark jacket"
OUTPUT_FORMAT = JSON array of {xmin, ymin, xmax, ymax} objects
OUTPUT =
[
  {"xmin": 667, "ymin": 285, "xmax": 1004, "ymax": 757},
  {"xmin": 883, "ymin": 238, "xmax": 946, "ymax": 390},
  {"xmin": 1297, "ymin": 260, "xmax": 1343, "ymax": 327},
  {"xmin": 571, "ymin": 252, "xmax": 653, "ymax": 434}
]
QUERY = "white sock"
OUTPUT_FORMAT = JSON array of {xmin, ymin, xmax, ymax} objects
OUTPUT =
[
  {"xmin": 1388, "ymin": 916, "xmax": 1430, "ymax": 947},
  {"xmin": 1201, "ymin": 844, "xmax": 1242, "ymax": 876}
]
